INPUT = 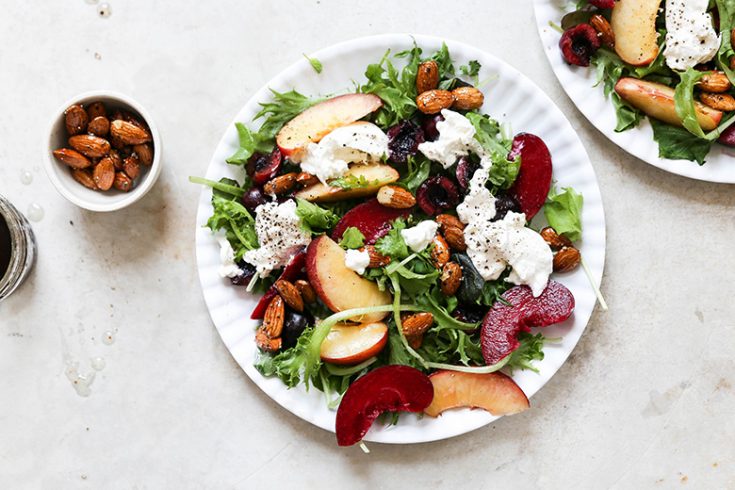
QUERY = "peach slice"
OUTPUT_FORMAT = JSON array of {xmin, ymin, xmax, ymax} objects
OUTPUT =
[
  {"xmin": 611, "ymin": 0, "xmax": 662, "ymax": 66},
  {"xmin": 615, "ymin": 78, "xmax": 723, "ymax": 131},
  {"xmin": 276, "ymin": 94, "xmax": 383, "ymax": 161},
  {"xmin": 294, "ymin": 163, "xmax": 399, "ymax": 203},
  {"xmin": 320, "ymin": 322, "xmax": 388, "ymax": 365},
  {"xmin": 305, "ymin": 236, "xmax": 391, "ymax": 323},
  {"xmin": 423, "ymin": 371, "xmax": 529, "ymax": 418}
]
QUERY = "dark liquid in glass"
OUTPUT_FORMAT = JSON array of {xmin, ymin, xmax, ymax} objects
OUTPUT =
[{"xmin": 0, "ymin": 215, "xmax": 11, "ymax": 278}]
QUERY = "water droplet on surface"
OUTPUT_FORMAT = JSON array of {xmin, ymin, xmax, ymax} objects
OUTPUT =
[
  {"xmin": 102, "ymin": 331, "xmax": 115, "ymax": 345},
  {"xmin": 65, "ymin": 361, "xmax": 95, "ymax": 397},
  {"xmin": 91, "ymin": 357, "xmax": 106, "ymax": 371},
  {"xmin": 20, "ymin": 169, "xmax": 33, "ymax": 185},
  {"xmin": 27, "ymin": 203, "xmax": 44, "ymax": 222},
  {"xmin": 97, "ymin": 3, "xmax": 112, "ymax": 17}
]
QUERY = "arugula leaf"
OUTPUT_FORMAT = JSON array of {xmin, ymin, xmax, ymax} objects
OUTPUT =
[
  {"xmin": 464, "ymin": 113, "xmax": 519, "ymax": 191},
  {"xmin": 227, "ymin": 89, "xmax": 323, "ymax": 165},
  {"xmin": 674, "ymin": 68, "xmax": 708, "ymax": 138},
  {"xmin": 418, "ymin": 328, "xmax": 484, "ymax": 367},
  {"xmin": 591, "ymin": 49, "xmax": 643, "ymax": 132},
  {"xmin": 374, "ymin": 218, "xmax": 409, "ymax": 259},
  {"xmin": 398, "ymin": 156, "xmax": 431, "ymax": 193},
  {"xmin": 478, "ymin": 280, "xmax": 511, "ymax": 307},
  {"xmin": 206, "ymin": 195, "xmax": 259, "ymax": 260},
  {"xmin": 189, "ymin": 176, "xmax": 246, "ymax": 198},
  {"xmin": 504, "ymin": 332, "xmax": 546, "ymax": 373},
  {"xmin": 360, "ymin": 46, "xmax": 421, "ymax": 127},
  {"xmin": 416, "ymin": 288, "xmax": 478, "ymax": 332},
  {"xmin": 543, "ymin": 187, "xmax": 583, "ymax": 242},
  {"xmin": 431, "ymin": 42, "xmax": 455, "ymax": 79},
  {"xmin": 387, "ymin": 324, "xmax": 423, "ymax": 368},
  {"xmin": 650, "ymin": 119, "xmax": 712, "ymax": 165},
  {"xmin": 338, "ymin": 227, "xmax": 365, "ymax": 249},
  {"xmin": 328, "ymin": 174, "xmax": 379, "ymax": 190},
  {"xmin": 303, "ymin": 54, "xmax": 323, "ymax": 74},
  {"xmin": 716, "ymin": 0, "xmax": 735, "ymax": 85},
  {"xmin": 295, "ymin": 198, "xmax": 339, "ymax": 234}
]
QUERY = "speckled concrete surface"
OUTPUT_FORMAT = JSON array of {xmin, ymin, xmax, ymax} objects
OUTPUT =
[{"xmin": 1, "ymin": 1, "xmax": 734, "ymax": 488}]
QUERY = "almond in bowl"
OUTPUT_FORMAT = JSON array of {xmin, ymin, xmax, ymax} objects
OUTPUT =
[{"xmin": 44, "ymin": 91, "xmax": 161, "ymax": 212}]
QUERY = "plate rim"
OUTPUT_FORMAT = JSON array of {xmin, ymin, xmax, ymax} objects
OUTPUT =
[
  {"xmin": 194, "ymin": 33, "xmax": 607, "ymax": 444},
  {"xmin": 532, "ymin": 0, "xmax": 735, "ymax": 184}
]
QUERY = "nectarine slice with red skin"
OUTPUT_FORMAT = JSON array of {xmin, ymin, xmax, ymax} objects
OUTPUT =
[
  {"xmin": 336, "ymin": 365, "xmax": 434, "ymax": 446},
  {"xmin": 424, "ymin": 371, "xmax": 529, "ymax": 417},
  {"xmin": 306, "ymin": 235, "xmax": 391, "ymax": 323},
  {"xmin": 276, "ymin": 94, "xmax": 383, "ymax": 161},
  {"xmin": 611, "ymin": 0, "xmax": 662, "ymax": 67},
  {"xmin": 332, "ymin": 198, "xmax": 410, "ymax": 245},
  {"xmin": 250, "ymin": 251, "xmax": 306, "ymax": 320},
  {"xmin": 320, "ymin": 322, "xmax": 388, "ymax": 365},
  {"xmin": 615, "ymin": 77, "xmax": 722, "ymax": 131},
  {"xmin": 481, "ymin": 280, "xmax": 575, "ymax": 366},
  {"xmin": 294, "ymin": 163, "xmax": 399, "ymax": 203},
  {"xmin": 508, "ymin": 133, "xmax": 552, "ymax": 220}
]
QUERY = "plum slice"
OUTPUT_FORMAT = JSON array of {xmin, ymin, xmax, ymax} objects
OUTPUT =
[
  {"xmin": 507, "ymin": 133, "xmax": 552, "ymax": 220},
  {"xmin": 250, "ymin": 251, "xmax": 306, "ymax": 320},
  {"xmin": 481, "ymin": 281, "xmax": 575, "ymax": 366},
  {"xmin": 336, "ymin": 365, "xmax": 434, "ymax": 446},
  {"xmin": 331, "ymin": 198, "xmax": 410, "ymax": 245}
]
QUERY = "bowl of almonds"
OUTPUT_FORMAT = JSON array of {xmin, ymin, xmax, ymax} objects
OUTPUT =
[{"xmin": 44, "ymin": 91, "xmax": 161, "ymax": 212}]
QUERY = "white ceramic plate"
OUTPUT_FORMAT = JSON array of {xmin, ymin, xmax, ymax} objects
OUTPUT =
[
  {"xmin": 195, "ymin": 34, "xmax": 606, "ymax": 444},
  {"xmin": 533, "ymin": 1, "xmax": 735, "ymax": 183}
]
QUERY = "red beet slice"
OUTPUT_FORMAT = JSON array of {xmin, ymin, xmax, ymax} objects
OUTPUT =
[
  {"xmin": 336, "ymin": 365, "xmax": 434, "ymax": 446},
  {"xmin": 331, "ymin": 198, "xmax": 410, "ymax": 245},
  {"xmin": 481, "ymin": 281, "xmax": 575, "ymax": 366},
  {"xmin": 250, "ymin": 250, "xmax": 306, "ymax": 320},
  {"xmin": 508, "ymin": 133, "xmax": 553, "ymax": 220}
]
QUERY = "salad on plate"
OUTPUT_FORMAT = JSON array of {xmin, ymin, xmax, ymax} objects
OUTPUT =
[
  {"xmin": 553, "ymin": 0, "xmax": 735, "ymax": 165},
  {"xmin": 192, "ymin": 44, "xmax": 592, "ymax": 447}
]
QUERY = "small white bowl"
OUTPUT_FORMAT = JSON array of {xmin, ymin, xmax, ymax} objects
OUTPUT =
[{"xmin": 44, "ymin": 91, "xmax": 162, "ymax": 212}]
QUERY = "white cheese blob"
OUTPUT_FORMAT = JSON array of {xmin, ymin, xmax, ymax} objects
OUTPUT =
[
  {"xmin": 418, "ymin": 109, "xmax": 480, "ymax": 168},
  {"xmin": 457, "ymin": 158, "xmax": 552, "ymax": 297},
  {"xmin": 243, "ymin": 200, "xmax": 311, "ymax": 277},
  {"xmin": 344, "ymin": 248, "xmax": 371, "ymax": 275},
  {"xmin": 217, "ymin": 237, "xmax": 243, "ymax": 278},
  {"xmin": 664, "ymin": 0, "xmax": 720, "ymax": 71},
  {"xmin": 401, "ymin": 220, "xmax": 439, "ymax": 253},
  {"xmin": 300, "ymin": 122, "xmax": 389, "ymax": 184}
]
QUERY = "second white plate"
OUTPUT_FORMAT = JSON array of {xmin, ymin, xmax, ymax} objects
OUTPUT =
[{"xmin": 534, "ymin": 0, "xmax": 735, "ymax": 183}]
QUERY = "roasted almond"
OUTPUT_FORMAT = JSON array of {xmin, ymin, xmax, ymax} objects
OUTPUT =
[
  {"xmin": 376, "ymin": 185, "xmax": 416, "ymax": 209},
  {"xmin": 109, "ymin": 149, "xmax": 123, "ymax": 170},
  {"xmin": 443, "ymin": 226, "xmax": 467, "ymax": 252},
  {"xmin": 296, "ymin": 172, "xmax": 319, "ymax": 187},
  {"xmin": 110, "ymin": 119, "xmax": 151, "ymax": 145},
  {"xmin": 274, "ymin": 279, "xmax": 304, "ymax": 312},
  {"xmin": 540, "ymin": 226, "xmax": 572, "ymax": 250},
  {"xmin": 113, "ymin": 171, "xmax": 133, "ymax": 192},
  {"xmin": 263, "ymin": 295, "xmax": 285, "ymax": 338},
  {"xmin": 294, "ymin": 279, "xmax": 317, "ymax": 304},
  {"xmin": 133, "ymin": 143, "xmax": 154, "ymax": 166},
  {"xmin": 402, "ymin": 312, "xmax": 434, "ymax": 337},
  {"xmin": 68, "ymin": 134, "xmax": 110, "ymax": 158},
  {"xmin": 255, "ymin": 328, "xmax": 281, "ymax": 353},
  {"xmin": 87, "ymin": 116, "xmax": 110, "ymax": 137},
  {"xmin": 436, "ymin": 214, "xmax": 464, "ymax": 233},
  {"xmin": 416, "ymin": 60, "xmax": 440, "ymax": 93},
  {"xmin": 122, "ymin": 154, "xmax": 141, "ymax": 180},
  {"xmin": 440, "ymin": 261, "xmax": 462, "ymax": 296},
  {"xmin": 553, "ymin": 246, "xmax": 581, "ymax": 273},
  {"xmin": 430, "ymin": 235, "xmax": 450, "ymax": 268},
  {"xmin": 264, "ymin": 172, "xmax": 297, "ymax": 195},
  {"xmin": 85, "ymin": 101, "xmax": 107, "ymax": 120},
  {"xmin": 121, "ymin": 111, "xmax": 147, "ymax": 130},
  {"xmin": 53, "ymin": 148, "xmax": 91, "ymax": 169},
  {"xmin": 64, "ymin": 104, "xmax": 88, "ymax": 135},
  {"xmin": 590, "ymin": 14, "xmax": 615, "ymax": 48},
  {"xmin": 701, "ymin": 92, "xmax": 735, "ymax": 111},
  {"xmin": 451, "ymin": 87, "xmax": 484, "ymax": 111},
  {"xmin": 416, "ymin": 89, "xmax": 455, "ymax": 114},
  {"xmin": 698, "ymin": 72, "xmax": 732, "ymax": 93},
  {"xmin": 363, "ymin": 245, "xmax": 391, "ymax": 268},
  {"xmin": 72, "ymin": 168, "xmax": 97, "ymax": 189},
  {"xmin": 93, "ymin": 158, "xmax": 115, "ymax": 191}
]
